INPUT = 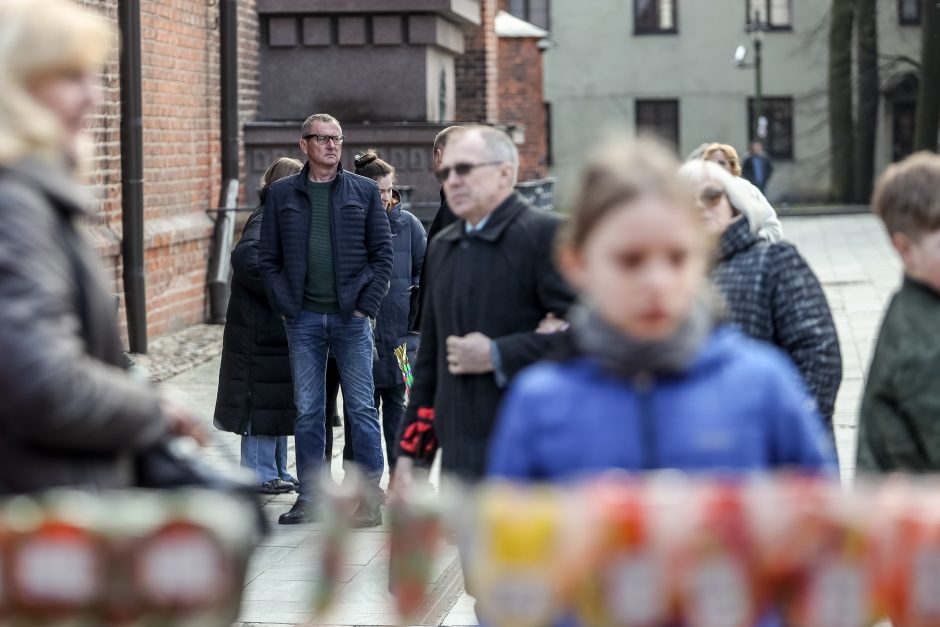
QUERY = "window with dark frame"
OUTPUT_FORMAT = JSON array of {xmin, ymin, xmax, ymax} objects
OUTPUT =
[
  {"xmin": 899, "ymin": 0, "xmax": 921, "ymax": 24},
  {"xmin": 746, "ymin": 0, "xmax": 792, "ymax": 29},
  {"xmin": 636, "ymin": 99, "xmax": 680, "ymax": 150},
  {"xmin": 507, "ymin": 0, "xmax": 551, "ymax": 31},
  {"xmin": 747, "ymin": 97, "xmax": 793, "ymax": 160},
  {"xmin": 892, "ymin": 101, "xmax": 916, "ymax": 162},
  {"xmin": 634, "ymin": 0, "xmax": 677, "ymax": 34}
]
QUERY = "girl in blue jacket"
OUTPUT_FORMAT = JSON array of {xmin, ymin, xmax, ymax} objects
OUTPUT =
[{"xmin": 487, "ymin": 138, "xmax": 837, "ymax": 483}]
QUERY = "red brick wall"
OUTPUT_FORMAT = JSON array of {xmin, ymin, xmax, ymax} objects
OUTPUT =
[
  {"xmin": 455, "ymin": 0, "xmax": 499, "ymax": 122},
  {"xmin": 497, "ymin": 36, "xmax": 548, "ymax": 180},
  {"xmin": 76, "ymin": 0, "xmax": 260, "ymax": 343}
]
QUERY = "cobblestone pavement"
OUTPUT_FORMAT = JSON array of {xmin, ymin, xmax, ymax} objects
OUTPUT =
[
  {"xmin": 160, "ymin": 213, "xmax": 898, "ymax": 626},
  {"xmin": 129, "ymin": 323, "xmax": 224, "ymax": 382}
]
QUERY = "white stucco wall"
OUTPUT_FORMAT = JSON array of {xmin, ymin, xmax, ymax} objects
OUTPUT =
[{"xmin": 545, "ymin": 0, "xmax": 922, "ymax": 205}]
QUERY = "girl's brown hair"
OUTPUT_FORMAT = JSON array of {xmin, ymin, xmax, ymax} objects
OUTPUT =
[
  {"xmin": 354, "ymin": 149, "xmax": 395, "ymax": 182},
  {"xmin": 560, "ymin": 136, "xmax": 701, "ymax": 252}
]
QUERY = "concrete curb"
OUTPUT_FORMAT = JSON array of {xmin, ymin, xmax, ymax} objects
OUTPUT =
[{"xmin": 777, "ymin": 204, "xmax": 870, "ymax": 217}]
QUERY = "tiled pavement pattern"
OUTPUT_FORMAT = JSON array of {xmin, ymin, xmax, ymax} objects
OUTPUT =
[
  {"xmin": 781, "ymin": 215, "xmax": 901, "ymax": 479},
  {"xmin": 163, "ymin": 213, "xmax": 899, "ymax": 626}
]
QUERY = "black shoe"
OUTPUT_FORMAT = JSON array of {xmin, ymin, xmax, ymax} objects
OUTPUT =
[
  {"xmin": 332, "ymin": 414, "xmax": 342, "ymax": 427},
  {"xmin": 278, "ymin": 499, "xmax": 317, "ymax": 525},
  {"xmin": 350, "ymin": 501, "xmax": 383, "ymax": 528},
  {"xmin": 256, "ymin": 479, "xmax": 294, "ymax": 495}
]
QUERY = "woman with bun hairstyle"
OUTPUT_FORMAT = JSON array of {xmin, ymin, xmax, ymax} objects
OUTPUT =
[
  {"xmin": 352, "ymin": 150, "xmax": 427, "ymax": 469},
  {"xmin": 679, "ymin": 159, "xmax": 842, "ymax": 430},
  {"xmin": 488, "ymin": 138, "xmax": 835, "ymax": 483},
  {"xmin": 214, "ymin": 157, "xmax": 306, "ymax": 493}
]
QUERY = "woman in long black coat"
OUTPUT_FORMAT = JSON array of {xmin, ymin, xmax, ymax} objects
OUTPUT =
[{"xmin": 214, "ymin": 157, "xmax": 304, "ymax": 493}]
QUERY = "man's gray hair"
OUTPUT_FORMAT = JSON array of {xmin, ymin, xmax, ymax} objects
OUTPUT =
[
  {"xmin": 301, "ymin": 113, "xmax": 341, "ymax": 136},
  {"xmin": 433, "ymin": 126, "xmax": 462, "ymax": 154},
  {"xmin": 451, "ymin": 125, "xmax": 520, "ymax": 185}
]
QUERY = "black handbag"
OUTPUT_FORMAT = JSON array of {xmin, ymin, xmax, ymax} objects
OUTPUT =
[{"xmin": 134, "ymin": 440, "xmax": 269, "ymax": 535}]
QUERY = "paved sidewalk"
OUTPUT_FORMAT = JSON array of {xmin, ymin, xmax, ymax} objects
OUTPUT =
[
  {"xmin": 161, "ymin": 213, "xmax": 899, "ymax": 626},
  {"xmin": 782, "ymin": 214, "xmax": 901, "ymax": 478}
]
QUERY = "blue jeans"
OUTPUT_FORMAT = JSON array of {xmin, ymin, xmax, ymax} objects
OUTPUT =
[
  {"xmin": 284, "ymin": 310, "xmax": 384, "ymax": 500},
  {"xmin": 344, "ymin": 384, "xmax": 407, "ymax": 469},
  {"xmin": 240, "ymin": 435, "xmax": 293, "ymax": 483}
]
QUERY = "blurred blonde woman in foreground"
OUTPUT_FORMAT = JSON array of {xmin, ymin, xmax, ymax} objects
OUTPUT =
[{"xmin": 0, "ymin": 0, "xmax": 205, "ymax": 493}]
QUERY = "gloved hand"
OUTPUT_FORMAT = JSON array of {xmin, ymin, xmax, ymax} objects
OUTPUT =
[{"xmin": 398, "ymin": 407, "xmax": 438, "ymax": 465}]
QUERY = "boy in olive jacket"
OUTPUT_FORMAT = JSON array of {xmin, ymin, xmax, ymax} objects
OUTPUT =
[{"xmin": 857, "ymin": 152, "xmax": 940, "ymax": 472}]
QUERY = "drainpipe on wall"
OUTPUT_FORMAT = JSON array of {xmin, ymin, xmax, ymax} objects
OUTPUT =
[
  {"xmin": 207, "ymin": 0, "xmax": 240, "ymax": 324},
  {"xmin": 118, "ymin": 0, "xmax": 147, "ymax": 353}
]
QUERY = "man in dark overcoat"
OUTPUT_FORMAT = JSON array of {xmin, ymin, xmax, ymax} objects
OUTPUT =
[{"xmin": 396, "ymin": 125, "xmax": 575, "ymax": 481}]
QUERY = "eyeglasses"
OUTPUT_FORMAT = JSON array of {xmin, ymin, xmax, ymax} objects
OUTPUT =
[
  {"xmin": 303, "ymin": 134, "xmax": 345, "ymax": 145},
  {"xmin": 698, "ymin": 187, "xmax": 726, "ymax": 208},
  {"xmin": 434, "ymin": 161, "xmax": 504, "ymax": 183}
]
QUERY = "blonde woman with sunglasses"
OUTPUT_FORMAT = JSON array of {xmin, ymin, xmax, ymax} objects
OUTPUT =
[{"xmin": 679, "ymin": 160, "xmax": 842, "ymax": 434}]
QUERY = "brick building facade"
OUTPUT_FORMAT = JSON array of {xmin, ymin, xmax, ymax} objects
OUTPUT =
[
  {"xmin": 75, "ymin": 0, "xmax": 547, "ymax": 344},
  {"xmin": 457, "ymin": 0, "xmax": 550, "ymax": 180},
  {"xmin": 78, "ymin": 0, "xmax": 260, "ymax": 340},
  {"xmin": 496, "ymin": 10, "xmax": 550, "ymax": 180}
]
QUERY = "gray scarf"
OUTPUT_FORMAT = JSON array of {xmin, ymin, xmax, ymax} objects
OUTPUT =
[{"xmin": 571, "ymin": 297, "xmax": 718, "ymax": 378}]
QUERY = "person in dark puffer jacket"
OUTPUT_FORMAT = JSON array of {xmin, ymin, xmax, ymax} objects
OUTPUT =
[
  {"xmin": 348, "ymin": 150, "xmax": 426, "ymax": 470},
  {"xmin": 259, "ymin": 113, "xmax": 393, "ymax": 526},
  {"xmin": 214, "ymin": 157, "xmax": 306, "ymax": 494},
  {"xmin": 679, "ymin": 160, "xmax": 842, "ymax": 429}
]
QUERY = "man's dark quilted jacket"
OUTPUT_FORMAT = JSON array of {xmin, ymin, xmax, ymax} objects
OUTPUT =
[
  {"xmin": 712, "ymin": 217, "xmax": 842, "ymax": 425},
  {"xmin": 258, "ymin": 162, "xmax": 393, "ymax": 320}
]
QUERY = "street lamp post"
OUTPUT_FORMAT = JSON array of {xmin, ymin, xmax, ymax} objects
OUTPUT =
[
  {"xmin": 753, "ymin": 30, "xmax": 763, "ymax": 136},
  {"xmin": 734, "ymin": 10, "xmax": 768, "ymax": 141}
]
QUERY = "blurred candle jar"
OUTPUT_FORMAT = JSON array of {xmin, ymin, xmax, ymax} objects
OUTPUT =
[
  {"xmin": 5, "ymin": 492, "xmax": 109, "ymax": 622},
  {"xmin": 465, "ymin": 483, "xmax": 575, "ymax": 627}
]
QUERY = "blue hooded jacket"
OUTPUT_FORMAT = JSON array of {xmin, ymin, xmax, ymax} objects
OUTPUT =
[{"xmin": 488, "ymin": 325, "xmax": 836, "ymax": 482}]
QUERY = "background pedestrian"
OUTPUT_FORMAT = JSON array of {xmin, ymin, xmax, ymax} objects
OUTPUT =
[
  {"xmin": 352, "ymin": 150, "xmax": 426, "ymax": 471},
  {"xmin": 214, "ymin": 157, "xmax": 303, "ymax": 494},
  {"xmin": 741, "ymin": 140, "xmax": 774, "ymax": 193},
  {"xmin": 259, "ymin": 113, "xmax": 392, "ymax": 526}
]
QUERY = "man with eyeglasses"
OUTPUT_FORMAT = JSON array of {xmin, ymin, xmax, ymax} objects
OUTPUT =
[
  {"xmin": 259, "ymin": 113, "xmax": 393, "ymax": 526},
  {"xmin": 395, "ymin": 125, "xmax": 575, "ymax": 484}
]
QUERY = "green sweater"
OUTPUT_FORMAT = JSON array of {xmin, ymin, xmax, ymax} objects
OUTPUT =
[
  {"xmin": 856, "ymin": 276, "xmax": 940, "ymax": 473},
  {"xmin": 302, "ymin": 179, "xmax": 339, "ymax": 313}
]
